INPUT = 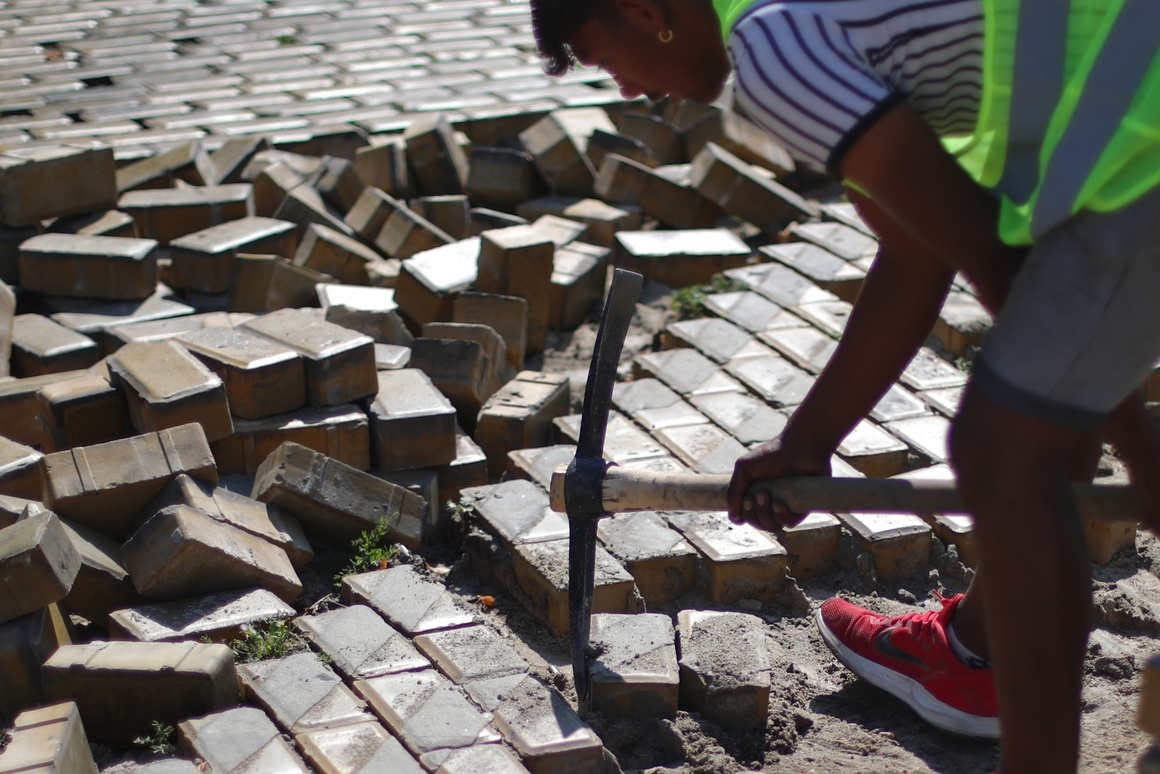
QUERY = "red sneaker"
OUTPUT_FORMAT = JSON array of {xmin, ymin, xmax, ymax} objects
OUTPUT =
[{"xmin": 816, "ymin": 593, "xmax": 999, "ymax": 739}]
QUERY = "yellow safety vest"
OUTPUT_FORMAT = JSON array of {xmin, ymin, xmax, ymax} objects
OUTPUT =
[{"xmin": 713, "ymin": 0, "xmax": 1160, "ymax": 245}]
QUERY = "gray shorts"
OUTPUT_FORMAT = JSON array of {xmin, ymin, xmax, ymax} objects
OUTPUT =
[{"xmin": 973, "ymin": 185, "xmax": 1160, "ymax": 431}]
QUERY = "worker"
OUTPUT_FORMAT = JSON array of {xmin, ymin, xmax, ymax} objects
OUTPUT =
[{"xmin": 528, "ymin": 0, "xmax": 1160, "ymax": 771}]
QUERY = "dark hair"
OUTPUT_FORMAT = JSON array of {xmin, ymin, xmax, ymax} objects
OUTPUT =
[{"xmin": 530, "ymin": 0, "xmax": 602, "ymax": 76}]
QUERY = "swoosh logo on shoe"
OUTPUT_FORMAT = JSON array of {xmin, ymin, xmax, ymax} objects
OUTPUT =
[{"xmin": 872, "ymin": 627, "xmax": 926, "ymax": 666}]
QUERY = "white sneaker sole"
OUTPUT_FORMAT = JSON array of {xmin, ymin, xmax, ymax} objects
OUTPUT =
[{"xmin": 815, "ymin": 608, "xmax": 1000, "ymax": 740}]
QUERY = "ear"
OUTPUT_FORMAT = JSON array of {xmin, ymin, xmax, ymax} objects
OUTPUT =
[{"xmin": 613, "ymin": 0, "xmax": 668, "ymax": 36}]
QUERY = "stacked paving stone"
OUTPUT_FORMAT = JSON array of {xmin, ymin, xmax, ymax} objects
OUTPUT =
[{"xmin": 2, "ymin": 0, "xmax": 1157, "ymax": 769}]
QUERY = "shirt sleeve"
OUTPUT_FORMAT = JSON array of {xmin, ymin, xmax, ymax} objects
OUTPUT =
[{"xmin": 728, "ymin": 8, "xmax": 899, "ymax": 176}]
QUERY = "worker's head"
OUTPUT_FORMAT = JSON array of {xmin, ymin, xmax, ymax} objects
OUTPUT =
[{"xmin": 530, "ymin": 0, "xmax": 731, "ymax": 104}]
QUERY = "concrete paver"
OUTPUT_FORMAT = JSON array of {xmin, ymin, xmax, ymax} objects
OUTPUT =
[
  {"xmin": 108, "ymin": 588, "xmax": 295, "ymax": 643},
  {"xmin": 295, "ymin": 603, "xmax": 429, "ymax": 680},
  {"xmin": 677, "ymin": 610, "xmax": 770, "ymax": 730},
  {"xmin": 238, "ymin": 651, "xmax": 374, "ymax": 735},
  {"xmin": 588, "ymin": 613, "xmax": 680, "ymax": 719},
  {"xmin": 42, "ymin": 640, "xmax": 240, "ymax": 745},
  {"xmin": 0, "ymin": 701, "xmax": 98, "ymax": 774},
  {"xmin": 178, "ymin": 705, "xmax": 310, "ymax": 773}
]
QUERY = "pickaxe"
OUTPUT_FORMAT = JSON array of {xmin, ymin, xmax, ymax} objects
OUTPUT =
[{"xmin": 553, "ymin": 267, "xmax": 1140, "ymax": 707}]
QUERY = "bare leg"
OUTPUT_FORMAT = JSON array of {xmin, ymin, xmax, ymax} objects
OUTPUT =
[
  {"xmin": 950, "ymin": 386, "xmax": 1092, "ymax": 774},
  {"xmin": 948, "ymin": 432, "xmax": 1101, "ymax": 659}
]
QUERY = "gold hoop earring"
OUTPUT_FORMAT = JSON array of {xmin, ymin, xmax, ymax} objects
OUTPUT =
[{"xmin": 658, "ymin": 28, "xmax": 673, "ymax": 43}]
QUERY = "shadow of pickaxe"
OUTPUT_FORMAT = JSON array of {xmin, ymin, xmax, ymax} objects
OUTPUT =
[{"xmin": 554, "ymin": 268, "xmax": 1141, "ymax": 708}]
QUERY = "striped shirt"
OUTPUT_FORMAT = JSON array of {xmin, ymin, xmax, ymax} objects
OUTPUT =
[{"xmin": 728, "ymin": 0, "xmax": 985, "ymax": 175}]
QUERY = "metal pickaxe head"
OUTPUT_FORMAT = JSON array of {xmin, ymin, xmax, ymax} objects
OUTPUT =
[{"xmin": 562, "ymin": 267, "xmax": 642, "ymax": 707}]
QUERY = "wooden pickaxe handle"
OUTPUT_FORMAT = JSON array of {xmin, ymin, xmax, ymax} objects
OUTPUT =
[{"xmin": 550, "ymin": 465, "xmax": 1141, "ymax": 522}]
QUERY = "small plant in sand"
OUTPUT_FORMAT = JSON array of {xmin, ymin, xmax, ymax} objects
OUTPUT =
[
  {"xmin": 333, "ymin": 516, "xmax": 399, "ymax": 588},
  {"xmin": 228, "ymin": 619, "xmax": 309, "ymax": 664},
  {"xmin": 671, "ymin": 273, "xmax": 746, "ymax": 320},
  {"xmin": 133, "ymin": 720, "xmax": 176, "ymax": 755}
]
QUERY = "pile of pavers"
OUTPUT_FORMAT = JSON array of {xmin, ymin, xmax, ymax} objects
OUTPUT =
[{"xmin": 3, "ymin": 1, "xmax": 1160, "ymax": 772}]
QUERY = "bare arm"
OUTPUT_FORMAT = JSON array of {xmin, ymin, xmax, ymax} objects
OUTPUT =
[
  {"xmin": 839, "ymin": 101, "xmax": 1160, "ymax": 527},
  {"xmin": 727, "ymin": 191, "xmax": 954, "ymax": 525},
  {"xmin": 836, "ymin": 102, "xmax": 1026, "ymax": 314}
]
